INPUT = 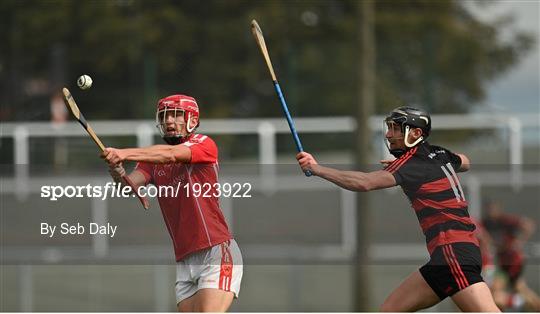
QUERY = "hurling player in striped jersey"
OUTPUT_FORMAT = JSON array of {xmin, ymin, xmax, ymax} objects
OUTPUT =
[
  {"xmin": 102, "ymin": 94, "xmax": 242, "ymax": 312},
  {"xmin": 482, "ymin": 200, "xmax": 540, "ymax": 311},
  {"xmin": 297, "ymin": 106, "xmax": 500, "ymax": 312}
]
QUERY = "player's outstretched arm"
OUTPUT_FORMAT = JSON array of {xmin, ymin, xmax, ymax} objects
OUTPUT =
[
  {"xmin": 296, "ymin": 152, "xmax": 397, "ymax": 192},
  {"xmin": 101, "ymin": 145, "xmax": 192, "ymax": 164},
  {"xmin": 316, "ymin": 168, "xmax": 397, "ymax": 192}
]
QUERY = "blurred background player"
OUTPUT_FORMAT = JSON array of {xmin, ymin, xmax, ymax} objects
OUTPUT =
[
  {"xmin": 482, "ymin": 200, "xmax": 540, "ymax": 311},
  {"xmin": 102, "ymin": 94, "xmax": 243, "ymax": 312},
  {"xmin": 472, "ymin": 217, "xmax": 496, "ymax": 286},
  {"xmin": 297, "ymin": 106, "xmax": 500, "ymax": 312}
]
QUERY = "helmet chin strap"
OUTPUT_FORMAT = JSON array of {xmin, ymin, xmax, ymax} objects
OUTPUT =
[
  {"xmin": 403, "ymin": 125, "xmax": 423, "ymax": 148},
  {"xmin": 387, "ymin": 126, "xmax": 423, "ymax": 157}
]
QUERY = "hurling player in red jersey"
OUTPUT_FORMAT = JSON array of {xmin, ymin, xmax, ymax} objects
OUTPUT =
[
  {"xmin": 102, "ymin": 94, "xmax": 242, "ymax": 312},
  {"xmin": 482, "ymin": 200, "xmax": 540, "ymax": 311},
  {"xmin": 297, "ymin": 106, "xmax": 500, "ymax": 312}
]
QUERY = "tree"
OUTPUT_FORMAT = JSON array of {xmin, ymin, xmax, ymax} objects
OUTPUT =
[
  {"xmin": 0, "ymin": 0, "xmax": 533, "ymax": 121},
  {"xmin": 374, "ymin": 0, "xmax": 534, "ymax": 114}
]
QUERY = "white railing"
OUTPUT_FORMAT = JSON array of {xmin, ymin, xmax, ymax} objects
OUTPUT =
[
  {"xmin": 2, "ymin": 114, "xmax": 538, "ymax": 195},
  {"xmin": 3, "ymin": 114, "xmax": 539, "ymax": 163}
]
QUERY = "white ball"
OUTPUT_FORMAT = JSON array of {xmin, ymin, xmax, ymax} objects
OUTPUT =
[{"xmin": 77, "ymin": 75, "xmax": 93, "ymax": 90}]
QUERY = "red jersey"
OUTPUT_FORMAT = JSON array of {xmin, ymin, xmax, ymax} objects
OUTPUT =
[
  {"xmin": 384, "ymin": 142, "xmax": 479, "ymax": 255},
  {"xmin": 135, "ymin": 134, "xmax": 232, "ymax": 261}
]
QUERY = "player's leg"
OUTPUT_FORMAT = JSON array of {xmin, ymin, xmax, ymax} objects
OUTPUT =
[
  {"xmin": 490, "ymin": 272, "xmax": 510, "ymax": 310},
  {"xmin": 382, "ymin": 245, "xmax": 461, "ymax": 311},
  {"xmin": 443, "ymin": 243, "xmax": 500, "ymax": 312},
  {"xmin": 177, "ymin": 294, "xmax": 196, "ymax": 312},
  {"xmin": 175, "ymin": 259, "xmax": 198, "ymax": 312},
  {"xmin": 451, "ymin": 281, "xmax": 500, "ymax": 311},
  {"xmin": 502, "ymin": 251, "xmax": 540, "ymax": 310},
  {"xmin": 192, "ymin": 288, "xmax": 235, "ymax": 312},
  {"xmin": 515, "ymin": 278, "xmax": 540, "ymax": 311},
  {"xmin": 380, "ymin": 270, "xmax": 441, "ymax": 311},
  {"xmin": 193, "ymin": 240, "xmax": 243, "ymax": 312}
]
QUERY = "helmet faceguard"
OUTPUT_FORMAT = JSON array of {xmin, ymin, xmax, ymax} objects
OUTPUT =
[
  {"xmin": 156, "ymin": 95, "xmax": 200, "ymax": 145},
  {"xmin": 383, "ymin": 106, "xmax": 431, "ymax": 157}
]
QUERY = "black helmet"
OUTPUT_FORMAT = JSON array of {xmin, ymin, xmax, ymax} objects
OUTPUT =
[
  {"xmin": 385, "ymin": 106, "xmax": 431, "ymax": 137},
  {"xmin": 384, "ymin": 106, "xmax": 431, "ymax": 157}
]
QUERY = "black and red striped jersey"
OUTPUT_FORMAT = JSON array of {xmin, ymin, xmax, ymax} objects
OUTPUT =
[{"xmin": 384, "ymin": 142, "xmax": 479, "ymax": 255}]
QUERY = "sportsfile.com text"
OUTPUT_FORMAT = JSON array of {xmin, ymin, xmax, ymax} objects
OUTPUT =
[{"xmin": 40, "ymin": 182, "xmax": 252, "ymax": 201}]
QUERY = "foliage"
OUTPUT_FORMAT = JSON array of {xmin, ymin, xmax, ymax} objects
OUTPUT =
[{"xmin": 0, "ymin": 0, "xmax": 534, "ymax": 121}]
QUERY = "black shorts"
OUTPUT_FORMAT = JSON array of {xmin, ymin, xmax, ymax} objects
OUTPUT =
[{"xmin": 419, "ymin": 242, "xmax": 484, "ymax": 299}]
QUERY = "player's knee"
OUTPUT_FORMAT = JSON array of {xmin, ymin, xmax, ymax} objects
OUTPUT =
[{"xmin": 380, "ymin": 300, "xmax": 398, "ymax": 312}]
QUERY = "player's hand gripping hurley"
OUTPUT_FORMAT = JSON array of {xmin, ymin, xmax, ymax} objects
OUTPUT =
[
  {"xmin": 251, "ymin": 20, "xmax": 312, "ymax": 177},
  {"xmin": 62, "ymin": 88, "xmax": 150, "ymax": 210}
]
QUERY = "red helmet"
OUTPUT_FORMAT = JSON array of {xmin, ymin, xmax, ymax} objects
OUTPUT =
[{"xmin": 156, "ymin": 94, "xmax": 200, "ymax": 144}]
